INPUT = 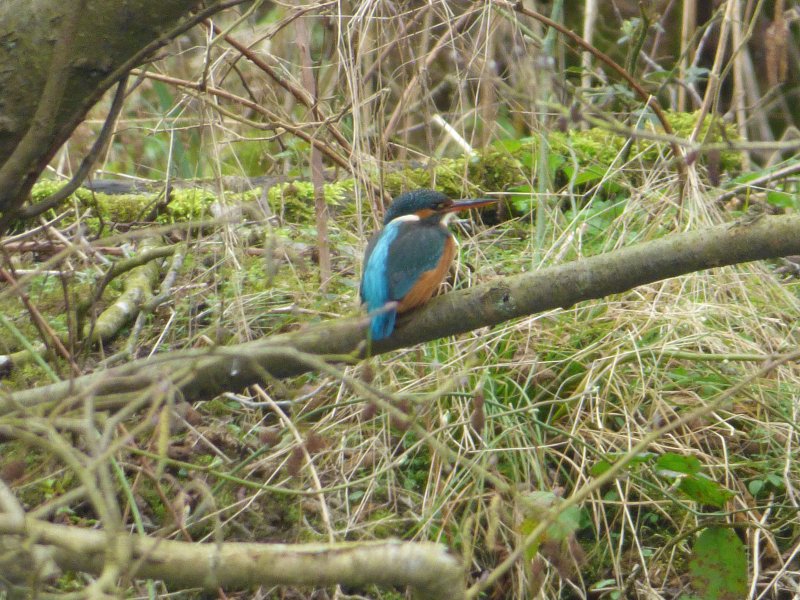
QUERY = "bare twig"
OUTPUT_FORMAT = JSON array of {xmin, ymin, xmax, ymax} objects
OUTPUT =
[
  {"xmin": 132, "ymin": 69, "xmax": 352, "ymax": 170},
  {"xmin": 207, "ymin": 19, "xmax": 354, "ymax": 156},
  {"xmin": 296, "ymin": 13, "xmax": 332, "ymax": 288},
  {"xmin": 384, "ymin": 10, "xmax": 475, "ymax": 140},
  {"xmin": 0, "ymin": 266, "xmax": 80, "ymax": 376}
]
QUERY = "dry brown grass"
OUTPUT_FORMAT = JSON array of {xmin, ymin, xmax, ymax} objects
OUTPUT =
[{"xmin": 2, "ymin": 1, "xmax": 800, "ymax": 598}]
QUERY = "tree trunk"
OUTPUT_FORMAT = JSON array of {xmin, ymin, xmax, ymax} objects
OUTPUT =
[{"xmin": 0, "ymin": 0, "xmax": 221, "ymax": 224}]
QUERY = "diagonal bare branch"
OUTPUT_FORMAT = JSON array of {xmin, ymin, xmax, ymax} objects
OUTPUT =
[{"xmin": 3, "ymin": 214, "xmax": 799, "ymax": 414}]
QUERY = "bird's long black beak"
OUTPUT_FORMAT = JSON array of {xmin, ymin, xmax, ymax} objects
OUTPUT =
[{"xmin": 441, "ymin": 197, "xmax": 497, "ymax": 213}]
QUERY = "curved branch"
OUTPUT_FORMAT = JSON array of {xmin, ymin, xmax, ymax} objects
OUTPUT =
[
  {"xmin": 18, "ymin": 76, "xmax": 130, "ymax": 220},
  {"xmin": 3, "ymin": 214, "xmax": 800, "ymax": 414},
  {"xmin": 0, "ymin": 516, "xmax": 464, "ymax": 599},
  {"xmin": 0, "ymin": 0, "xmax": 244, "ymax": 231}
]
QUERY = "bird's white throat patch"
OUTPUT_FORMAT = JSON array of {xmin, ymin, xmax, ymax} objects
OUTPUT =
[{"xmin": 394, "ymin": 214, "xmax": 421, "ymax": 223}]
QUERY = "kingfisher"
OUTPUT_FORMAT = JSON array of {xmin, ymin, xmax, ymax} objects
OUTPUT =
[{"xmin": 360, "ymin": 189, "xmax": 496, "ymax": 340}]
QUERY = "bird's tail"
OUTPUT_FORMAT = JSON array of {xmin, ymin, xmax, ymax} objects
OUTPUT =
[{"xmin": 369, "ymin": 305, "xmax": 397, "ymax": 340}]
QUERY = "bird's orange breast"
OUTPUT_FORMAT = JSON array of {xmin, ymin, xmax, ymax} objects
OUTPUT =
[{"xmin": 396, "ymin": 235, "xmax": 456, "ymax": 313}]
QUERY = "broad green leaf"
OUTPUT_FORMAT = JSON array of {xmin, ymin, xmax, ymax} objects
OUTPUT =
[
  {"xmin": 561, "ymin": 164, "xmax": 607, "ymax": 185},
  {"xmin": 517, "ymin": 492, "xmax": 582, "ymax": 561},
  {"xmin": 767, "ymin": 190, "xmax": 797, "ymax": 209},
  {"xmin": 548, "ymin": 153, "xmax": 566, "ymax": 178},
  {"xmin": 748, "ymin": 479, "xmax": 764, "ymax": 497},
  {"xmin": 493, "ymin": 138, "xmax": 522, "ymax": 153},
  {"xmin": 590, "ymin": 459, "xmax": 613, "ymax": 477},
  {"xmin": 679, "ymin": 475, "xmax": 734, "ymax": 508},
  {"xmin": 655, "ymin": 453, "xmax": 702, "ymax": 475},
  {"xmin": 689, "ymin": 527, "xmax": 748, "ymax": 599}
]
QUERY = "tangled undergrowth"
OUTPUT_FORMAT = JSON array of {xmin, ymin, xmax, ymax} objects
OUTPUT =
[
  {"xmin": 2, "ymin": 1, "xmax": 800, "ymax": 598},
  {"xmin": 2, "ymin": 130, "xmax": 799, "ymax": 599}
]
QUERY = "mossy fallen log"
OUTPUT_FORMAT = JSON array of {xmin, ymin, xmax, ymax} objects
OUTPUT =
[
  {"xmin": 83, "ymin": 238, "xmax": 164, "ymax": 345},
  {"xmin": 22, "ymin": 110, "xmax": 740, "ymax": 228}
]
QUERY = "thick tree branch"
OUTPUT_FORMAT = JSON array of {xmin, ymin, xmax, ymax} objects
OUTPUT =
[
  {"xmin": 2, "ymin": 214, "xmax": 799, "ymax": 414},
  {"xmin": 0, "ymin": 0, "xmax": 237, "ymax": 229},
  {"xmin": 0, "ymin": 516, "xmax": 464, "ymax": 599}
]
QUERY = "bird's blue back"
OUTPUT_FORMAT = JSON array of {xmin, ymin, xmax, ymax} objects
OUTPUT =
[{"xmin": 361, "ymin": 217, "xmax": 448, "ymax": 340}]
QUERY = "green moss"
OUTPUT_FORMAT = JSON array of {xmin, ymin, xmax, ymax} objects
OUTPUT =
[
  {"xmin": 365, "ymin": 509, "xmax": 408, "ymax": 538},
  {"xmin": 523, "ymin": 110, "xmax": 740, "ymax": 190},
  {"xmin": 548, "ymin": 127, "xmax": 626, "ymax": 167},
  {"xmin": 1, "ymin": 352, "xmax": 61, "ymax": 393},
  {"xmin": 159, "ymin": 188, "xmax": 217, "ymax": 222},
  {"xmin": 30, "ymin": 179, "xmax": 66, "ymax": 201},
  {"xmin": 202, "ymin": 398, "xmax": 237, "ymax": 416},
  {"xmin": 467, "ymin": 149, "xmax": 524, "ymax": 191},
  {"xmin": 383, "ymin": 151, "xmax": 523, "ymax": 199},
  {"xmin": 383, "ymin": 168, "xmax": 432, "ymax": 194},
  {"xmin": 667, "ymin": 109, "xmax": 741, "ymax": 171},
  {"xmin": 137, "ymin": 481, "xmax": 168, "ymax": 523},
  {"xmin": 266, "ymin": 180, "xmax": 354, "ymax": 220},
  {"xmin": 26, "ymin": 111, "xmax": 735, "ymax": 232},
  {"xmin": 76, "ymin": 189, "xmax": 158, "ymax": 223}
]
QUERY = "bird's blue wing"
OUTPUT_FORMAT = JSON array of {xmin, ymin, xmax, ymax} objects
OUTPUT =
[
  {"xmin": 361, "ymin": 221, "xmax": 401, "ymax": 340},
  {"xmin": 359, "ymin": 234, "xmax": 379, "ymax": 302},
  {"xmin": 385, "ymin": 222, "xmax": 447, "ymax": 301},
  {"xmin": 361, "ymin": 220, "xmax": 448, "ymax": 340}
]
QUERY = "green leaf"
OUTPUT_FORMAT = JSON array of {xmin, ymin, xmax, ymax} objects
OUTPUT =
[
  {"xmin": 643, "ymin": 70, "xmax": 672, "ymax": 82},
  {"xmin": 547, "ymin": 153, "xmax": 566, "ymax": 178},
  {"xmin": 678, "ymin": 475, "xmax": 734, "ymax": 508},
  {"xmin": 766, "ymin": 190, "xmax": 797, "ymax": 209},
  {"xmin": 561, "ymin": 163, "xmax": 607, "ymax": 185},
  {"xmin": 508, "ymin": 184, "xmax": 534, "ymax": 213},
  {"xmin": 590, "ymin": 452, "xmax": 654, "ymax": 477},
  {"xmin": 766, "ymin": 473, "xmax": 784, "ymax": 488},
  {"xmin": 517, "ymin": 492, "xmax": 582, "ymax": 561},
  {"xmin": 655, "ymin": 453, "xmax": 702, "ymax": 475},
  {"xmin": 689, "ymin": 527, "xmax": 748, "ymax": 599},
  {"xmin": 590, "ymin": 460, "xmax": 613, "ymax": 476},
  {"xmin": 748, "ymin": 479, "xmax": 764, "ymax": 497},
  {"xmin": 493, "ymin": 138, "xmax": 522, "ymax": 153},
  {"xmin": 518, "ymin": 517, "xmax": 540, "ymax": 560},
  {"xmin": 547, "ymin": 505, "xmax": 581, "ymax": 540}
]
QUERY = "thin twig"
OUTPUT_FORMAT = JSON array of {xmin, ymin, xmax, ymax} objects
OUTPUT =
[
  {"xmin": 0, "ymin": 266, "xmax": 80, "ymax": 376},
  {"xmin": 207, "ymin": 20, "xmax": 354, "ymax": 156},
  {"xmin": 500, "ymin": 1, "xmax": 682, "ymax": 157},
  {"xmin": 133, "ymin": 69, "xmax": 352, "ymax": 170}
]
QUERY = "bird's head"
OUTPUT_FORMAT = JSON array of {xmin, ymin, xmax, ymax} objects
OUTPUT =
[{"xmin": 383, "ymin": 189, "xmax": 495, "ymax": 225}]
